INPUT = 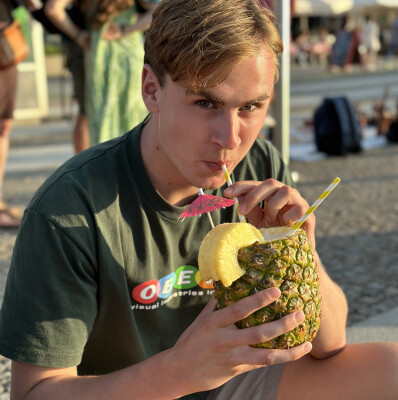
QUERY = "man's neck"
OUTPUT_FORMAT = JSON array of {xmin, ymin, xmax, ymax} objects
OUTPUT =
[{"xmin": 140, "ymin": 119, "xmax": 198, "ymax": 207}]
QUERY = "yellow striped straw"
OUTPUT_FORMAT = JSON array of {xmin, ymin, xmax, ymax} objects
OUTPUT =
[
  {"xmin": 222, "ymin": 165, "xmax": 245, "ymax": 223},
  {"xmin": 287, "ymin": 177, "xmax": 341, "ymax": 236}
]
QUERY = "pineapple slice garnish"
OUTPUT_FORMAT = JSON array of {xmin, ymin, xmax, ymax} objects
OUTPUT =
[{"xmin": 198, "ymin": 223, "xmax": 264, "ymax": 287}]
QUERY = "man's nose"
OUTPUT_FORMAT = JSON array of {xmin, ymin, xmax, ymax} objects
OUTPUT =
[{"xmin": 211, "ymin": 112, "xmax": 241, "ymax": 150}]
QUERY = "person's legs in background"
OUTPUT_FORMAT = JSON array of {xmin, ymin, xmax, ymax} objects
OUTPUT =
[
  {"xmin": 0, "ymin": 65, "xmax": 20, "ymax": 228},
  {"xmin": 63, "ymin": 40, "xmax": 89, "ymax": 153},
  {"xmin": 0, "ymin": 118, "xmax": 19, "ymax": 228},
  {"xmin": 73, "ymin": 113, "xmax": 89, "ymax": 153}
]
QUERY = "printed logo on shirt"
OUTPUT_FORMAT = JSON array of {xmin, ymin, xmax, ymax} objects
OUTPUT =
[{"xmin": 131, "ymin": 265, "xmax": 213, "ymax": 310}]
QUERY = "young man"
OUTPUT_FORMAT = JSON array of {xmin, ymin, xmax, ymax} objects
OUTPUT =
[{"xmin": 0, "ymin": 1, "xmax": 397, "ymax": 399}]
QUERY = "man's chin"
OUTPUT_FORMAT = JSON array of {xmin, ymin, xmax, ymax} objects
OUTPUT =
[{"xmin": 197, "ymin": 177, "xmax": 226, "ymax": 191}]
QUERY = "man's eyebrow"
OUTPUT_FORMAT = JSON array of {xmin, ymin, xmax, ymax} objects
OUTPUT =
[
  {"xmin": 243, "ymin": 93, "xmax": 272, "ymax": 103},
  {"xmin": 186, "ymin": 88, "xmax": 271, "ymax": 106},
  {"xmin": 186, "ymin": 89, "xmax": 224, "ymax": 104}
]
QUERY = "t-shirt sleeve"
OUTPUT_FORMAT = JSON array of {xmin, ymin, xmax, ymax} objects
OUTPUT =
[
  {"xmin": 0, "ymin": 209, "xmax": 98, "ymax": 368},
  {"xmin": 235, "ymin": 139, "xmax": 295, "ymax": 187},
  {"xmin": 265, "ymin": 142, "xmax": 295, "ymax": 187}
]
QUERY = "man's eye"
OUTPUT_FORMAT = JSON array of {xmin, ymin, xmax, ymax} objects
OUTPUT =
[
  {"xmin": 196, "ymin": 100, "xmax": 215, "ymax": 109},
  {"xmin": 240, "ymin": 104, "xmax": 256, "ymax": 111}
]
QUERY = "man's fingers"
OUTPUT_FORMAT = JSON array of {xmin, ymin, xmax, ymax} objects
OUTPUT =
[
  {"xmin": 224, "ymin": 179, "xmax": 314, "ymax": 232},
  {"xmin": 202, "ymin": 296, "xmax": 218, "ymax": 314},
  {"xmin": 229, "ymin": 311, "xmax": 306, "ymax": 347},
  {"xmin": 240, "ymin": 341, "xmax": 313, "ymax": 367},
  {"xmin": 224, "ymin": 180, "xmax": 306, "ymax": 224},
  {"xmin": 264, "ymin": 187, "xmax": 308, "ymax": 225},
  {"xmin": 215, "ymin": 288, "xmax": 281, "ymax": 327},
  {"xmin": 224, "ymin": 180, "xmax": 282, "ymax": 214}
]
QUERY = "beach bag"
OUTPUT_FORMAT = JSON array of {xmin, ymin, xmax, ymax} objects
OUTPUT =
[
  {"xmin": 314, "ymin": 96, "xmax": 362, "ymax": 156},
  {"xmin": 0, "ymin": 19, "xmax": 29, "ymax": 70}
]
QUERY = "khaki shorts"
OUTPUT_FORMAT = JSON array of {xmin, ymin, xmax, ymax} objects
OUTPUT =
[{"xmin": 207, "ymin": 364, "xmax": 285, "ymax": 400}]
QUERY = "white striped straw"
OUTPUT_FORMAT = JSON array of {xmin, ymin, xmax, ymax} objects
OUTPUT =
[
  {"xmin": 198, "ymin": 188, "xmax": 215, "ymax": 228},
  {"xmin": 287, "ymin": 177, "xmax": 341, "ymax": 236},
  {"xmin": 222, "ymin": 165, "xmax": 245, "ymax": 223}
]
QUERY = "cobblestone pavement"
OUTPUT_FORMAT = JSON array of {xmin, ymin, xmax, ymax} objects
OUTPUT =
[
  {"xmin": 1, "ymin": 142, "xmax": 398, "ymax": 396},
  {"xmin": 290, "ymin": 143, "xmax": 398, "ymax": 326}
]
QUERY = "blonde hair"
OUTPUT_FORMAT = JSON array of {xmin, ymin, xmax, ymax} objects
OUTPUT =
[
  {"xmin": 92, "ymin": 0, "xmax": 135, "ymax": 29},
  {"xmin": 144, "ymin": 0, "xmax": 283, "ymax": 90}
]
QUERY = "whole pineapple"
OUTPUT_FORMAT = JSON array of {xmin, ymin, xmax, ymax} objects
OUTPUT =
[{"xmin": 198, "ymin": 223, "xmax": 321, "ymax": 349}]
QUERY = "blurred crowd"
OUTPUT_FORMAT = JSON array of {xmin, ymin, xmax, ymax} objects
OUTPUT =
[
  {"xmin": 0, "ymin": 0, "xmax": 161, "ymax": 228},
  {"xmin": 291, "ymin": 14, "xmax": 398, "ymax": 73}
]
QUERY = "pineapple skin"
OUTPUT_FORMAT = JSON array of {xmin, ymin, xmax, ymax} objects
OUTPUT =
[{"xmin": 214, "ymin": 228, "xmax": 321, "ymax": 349}]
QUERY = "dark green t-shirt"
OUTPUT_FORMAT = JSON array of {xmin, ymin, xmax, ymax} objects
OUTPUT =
[{"xmin": 0, "ymin": 120, "xmax": 293, "ymax": 399}]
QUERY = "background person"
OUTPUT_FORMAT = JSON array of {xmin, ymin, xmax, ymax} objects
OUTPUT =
[
  {"xmin": 19, "ymin": 0, "xmax": 91, "ymax": 153},
  {"xmin": 330, "ymin": 16, "xmax": 360, "ymax": 73},
  {"xmin": 46, "ymin": 0, "xmax": 161, "ymax": 146},
  {"xmin": 386, "ymin": 15, "xmax": 398, "ymax": 67},
  {"xmin": 0, "ymin": 0, "xmax": 22, "ymax": 228},
  {"xmin": 359, "ymin": 15, "xmax": 380, "ymax": 71}
]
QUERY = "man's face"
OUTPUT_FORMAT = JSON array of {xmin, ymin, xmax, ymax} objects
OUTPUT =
[{"xmin": 147, "ymin": 47, "xmax": 275, "ymax": 192}]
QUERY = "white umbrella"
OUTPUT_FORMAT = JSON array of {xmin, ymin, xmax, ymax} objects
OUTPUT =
[
  {"xmin": 294, "ymin": 0, "xmax": 354, "ymax": 16},
  {"xmin": 353, "ymin": 0, "xmax": 398, "ymax": 9}
]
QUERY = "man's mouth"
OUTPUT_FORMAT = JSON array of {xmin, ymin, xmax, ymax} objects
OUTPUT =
[{"xmin": 204, "ymin": 160, "xmax": 231, "ymax": 172}]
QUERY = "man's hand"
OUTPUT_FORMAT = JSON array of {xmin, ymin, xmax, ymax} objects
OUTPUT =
[
  {"xmin": 168, "ymin": 288, "xmax": 312, "ymax": 395},
  {"xmin": 10, "ymin": 288, "xmax": 311, "ymax": 400},
  {"xmin": 223, "ymin": 179, "xmax": 316, "ymax": 247}
]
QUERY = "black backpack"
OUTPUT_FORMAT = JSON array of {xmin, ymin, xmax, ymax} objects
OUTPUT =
[
  {"xmin": 387, "ymin": 120, "xmax": 398, "ymax": 143},
  {"xmin": 314, "ymin": 96, "xmax": 362, "ymax": 156}
]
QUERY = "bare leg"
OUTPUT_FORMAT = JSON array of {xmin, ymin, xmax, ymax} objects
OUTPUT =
[
  {"xmin": 0, "ymin": 118, "xmax": 12, "ymax": 205},
  {"xmin": 0, "ymin": 118, "xmax": 20, "ymax": 227},
  {"xmin": 72, "ymin": 114, "xmax": 90, "ymax": 153},
  {"xmin": 277, "ymin": 342, "xmax": 398, "ymax": 400}
]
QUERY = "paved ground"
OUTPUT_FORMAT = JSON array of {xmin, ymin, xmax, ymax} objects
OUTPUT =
[{"xmin": 290, "ymin": 143, "xmax": 398, "ymax": 326}]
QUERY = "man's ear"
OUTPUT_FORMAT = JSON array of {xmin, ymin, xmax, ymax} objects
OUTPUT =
[{"xmin": 141, "ymin": 64, "xmax": 161, "ymax": 113}]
